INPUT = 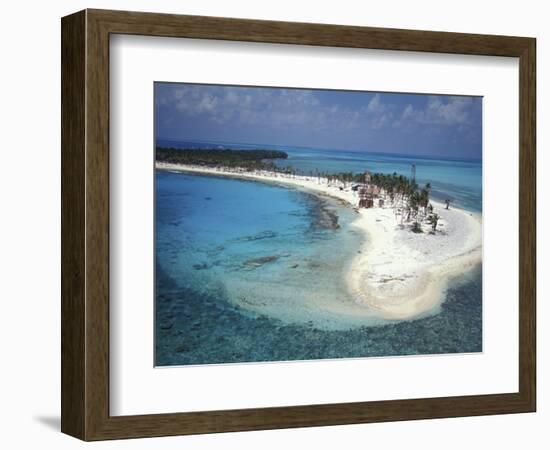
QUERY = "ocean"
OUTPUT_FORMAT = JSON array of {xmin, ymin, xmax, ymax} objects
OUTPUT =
[{"xmin": 155, "ymin": 140, "xmax": 482, "ymax": 366}]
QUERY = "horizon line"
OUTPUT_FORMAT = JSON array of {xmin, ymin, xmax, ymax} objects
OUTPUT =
[{"xmin": 156, "ymin": 137, "xmax": 482, "ymax": 163}]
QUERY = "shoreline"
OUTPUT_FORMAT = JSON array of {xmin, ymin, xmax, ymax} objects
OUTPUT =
[{"xmin": 156, "ymin": 162, "xmax": 482, "ymax": 321}]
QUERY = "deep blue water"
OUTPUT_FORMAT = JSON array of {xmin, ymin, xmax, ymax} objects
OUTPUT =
[{"xmin": 155, "ymin": 140, "xmax": 482, "ymax": 366}]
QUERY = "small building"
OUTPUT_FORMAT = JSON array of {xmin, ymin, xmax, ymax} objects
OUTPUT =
[
  {"xmin": 358, "ymin": 186, "xmax": 374, "ymax": 208},
  {"xmin": 356, "ymin": 170, "xmax": 379, "ymax": 209},
  {"xmin": 358, "ymin": 198, "xmax": 374, "ymax": 208}
]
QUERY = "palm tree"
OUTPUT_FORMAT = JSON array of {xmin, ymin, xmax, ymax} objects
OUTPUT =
[
  {"xmin": 431, "ymin": 213, "xmax": 440, "ymax": 232},
  {"xmin": 414, "ymin": 184, "xmax": 431, "ymax": 219},
  {"xmin": 408, "ymin": 190, "xmax": 422, "ymax": 229}
]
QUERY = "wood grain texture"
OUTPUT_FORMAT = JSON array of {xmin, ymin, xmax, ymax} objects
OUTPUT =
[
  {"xmin": 89, "ymin": 8, "xmax": 532, "ymax": 56},
  {"xmin": 84, "ymin": 10, "xmax": 111, "ymax": 439},
  {"xmin": 61, "ymin": 10, "xmax": 86, "ymax": 439},
  {"xmin": 61, "ymin": 9, "xmax": 537, "ymax": 441},
  {"xmin": 518, "ymin": 39, "xmax": 536, "ymax": 410}
]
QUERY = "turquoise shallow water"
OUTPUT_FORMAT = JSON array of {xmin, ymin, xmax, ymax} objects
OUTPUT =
[
  {"xmin": 273, "ymin": 148, "xmax": 482, "ymax": 213},
  {"xmin": 155, "ymin": 147, "xmax": 482, "ymax": 366},
  {"xmin": 157, "ymin": 139, "xmax": 482, "ymax": 212}
]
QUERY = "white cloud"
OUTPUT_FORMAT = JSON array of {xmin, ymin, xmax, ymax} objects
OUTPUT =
[
  {"xmin": 426, "ymin": 96, "xmax": 472, "ymax": 124},
  {"xmin": 401, "ymin": 104, "xmax": 415, "ymax": 120},
  {"xmin": 367, "ymin": 94, "xmax": 383, "ymax": 113},
  {"xmin": 159, "ymin": 85, "xmax": 371, "ymax": 132},
  {"xmin": 395, "ymin": 96, "xmax": 474, "ymax": 130},
  {"xmin": 157, "ymin": 85, "xmax": 477, "ymax": 137}
]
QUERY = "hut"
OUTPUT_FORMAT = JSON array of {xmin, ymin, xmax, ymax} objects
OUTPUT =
[{"xmin": 358, "ymin": 185, "xmax": 374, "ymax": 208}]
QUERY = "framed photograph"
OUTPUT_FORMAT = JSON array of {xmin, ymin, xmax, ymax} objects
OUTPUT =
[{"xmin": 61, "ymin": 9, "xmax": 536, "ymax": 440}]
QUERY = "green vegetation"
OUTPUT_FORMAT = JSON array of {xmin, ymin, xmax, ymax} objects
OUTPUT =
[
  {"xmin": 155, "ymin": 147, "xmax": 288, "ymax": 170},
  {"xmin": 428, "ymin": 213, "xmax": 440, "ymax": 232},
  {"xmin": 325, "ymin": 171, "xmax": 435, "ymax": 233},
  {"xmin": 156, "ymin": 148, "xmax": 442, "ymax": 235}
]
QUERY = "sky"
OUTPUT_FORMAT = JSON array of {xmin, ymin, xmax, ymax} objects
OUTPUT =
[{"xmin": 155, "ymin": 83, "xmax": 482, "ymax": 159}]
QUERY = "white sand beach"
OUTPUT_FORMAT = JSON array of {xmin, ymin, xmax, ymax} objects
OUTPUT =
[{"xmin": 156, "ymin": 162, "xmax": 482, "ymax": 321}]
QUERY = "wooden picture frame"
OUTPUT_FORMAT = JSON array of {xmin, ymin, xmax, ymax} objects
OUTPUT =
[{"xmin": 61, "ymin": 9, "xmax": 536, "ymax": 441}]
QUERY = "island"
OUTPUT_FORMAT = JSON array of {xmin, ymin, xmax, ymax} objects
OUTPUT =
[
  {"xmin": 156, "ymin": 147, "xmax": 288, "ymax": 170},
  {"xmin": 155, "ymin": 147, "xmax": 482, "ymax": 321}
]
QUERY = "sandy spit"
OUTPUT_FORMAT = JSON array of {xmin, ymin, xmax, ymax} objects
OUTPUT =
[{"xmin": 156, "ymin": 162, "xmax": 482, "ymax": 321}]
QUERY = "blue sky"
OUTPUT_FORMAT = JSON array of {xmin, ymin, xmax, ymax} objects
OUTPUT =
[{"xmin": 155, "ymin": 83, "xmax": 482, "ymax": 159}]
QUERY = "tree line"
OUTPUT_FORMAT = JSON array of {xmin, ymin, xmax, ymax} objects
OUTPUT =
[
  {"xmin": 157, "ymin": 149, "xmax": 445, "ymax": 233},
  {"xmin": 156, "ymin": 147, "xmax": 288, "ymax": 170}
]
